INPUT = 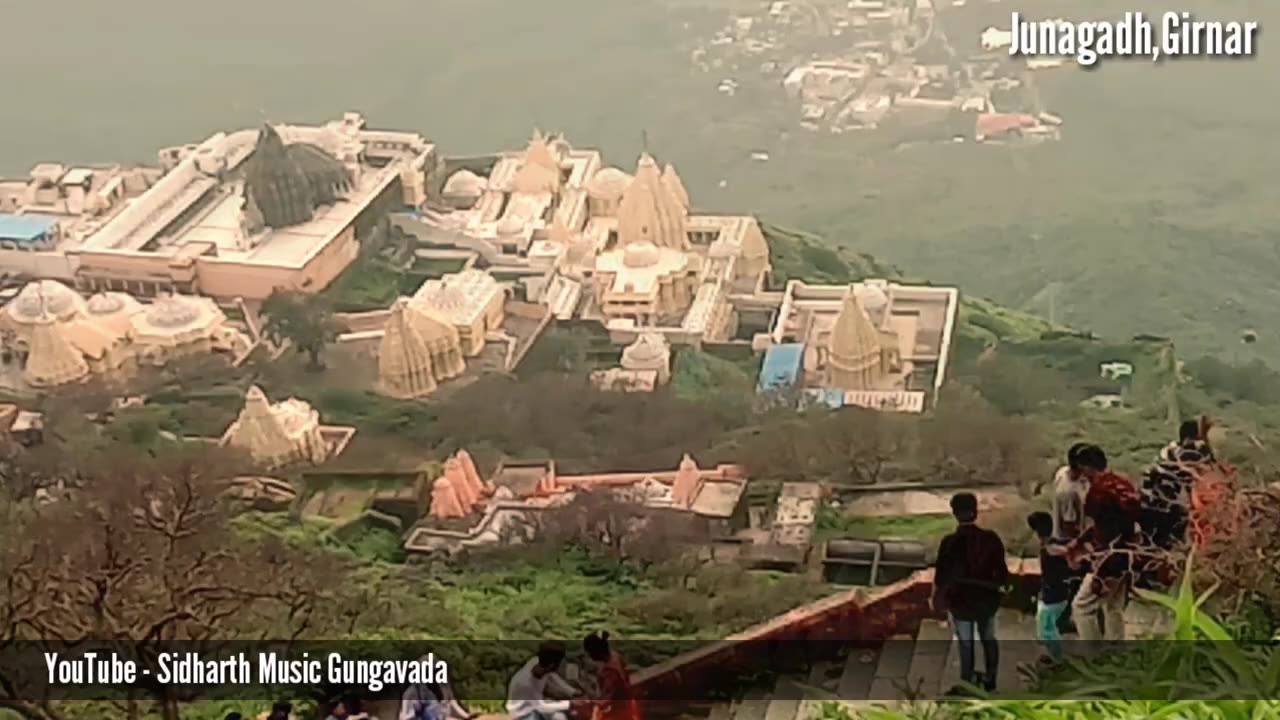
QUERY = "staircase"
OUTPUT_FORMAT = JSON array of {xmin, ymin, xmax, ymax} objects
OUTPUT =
[{"xmin": 687, "ymin": 601, "xmax": 1171, "ymax": 720}]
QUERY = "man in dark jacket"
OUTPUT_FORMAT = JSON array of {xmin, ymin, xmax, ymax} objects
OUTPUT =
[{"xmin": 932, "ymin": 492, "xmax": 1009, "ymax": 692}]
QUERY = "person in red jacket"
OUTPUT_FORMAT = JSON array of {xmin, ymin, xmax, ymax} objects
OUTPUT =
[
  {"xmin": 583, "ymin": 632, "xmax": 640, "ymax": 720},
  {"xmin": 1068, "ymin": 445, "xmax": 1140, "ymax": 645}
]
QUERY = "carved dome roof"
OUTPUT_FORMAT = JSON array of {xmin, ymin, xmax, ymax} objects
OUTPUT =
[
  {"xmin": 497, "ymin": 214, "xmax": 526, "ymax": 236},
  {"xmin": 145, "ymin": 295, "xmax": 202, "ymax": 329},
  {"xmin": 623, "ymin": 242, "xmax": 661, "ymax": 268},
  {"xmin": 854, "ymin": 284, "xmax": 889, "ymax": 315},
  {"xmin": 587, "ymin": 167, "xmax": 633, "ymax": 199},
  {"xmin": 86, "ymin": 292, "xmax": 138, "ymax": 316},
  {"xmin": 9, "ymin": 281, "xmax": 81, "ymax": 322},
  {"xmin": 443, "ymin": 170, "xmax": 487, "ymax": 197},
  {"xmin": 243, "ymin": 125, "xmax": 352, "ymax": 230},
  {"xmin": 622, "ymin": 332, "xmax": 669, "ymax": 365}
]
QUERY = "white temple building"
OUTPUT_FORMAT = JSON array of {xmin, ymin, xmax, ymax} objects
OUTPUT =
[
  {"xmin": 220, "ymin": 385, "xmax": 355, "ymax": 469},
  {"xmin": 0, "ymin": 280, "xmax": 250, "ymax": 390},
  {"xmin": 376, "ymin": 298, "xmax": 467, "ymax": 398},
  {"xmin": 759, "ymin": 279, "xmax": 960, "ymax": 412},
  {"xmin": 592, "ymin": 331, "xmax": 673, "ymax": 392},
  {"xmin": 399, "ymin": 131, "xmax": 772, "ymax": 348}
]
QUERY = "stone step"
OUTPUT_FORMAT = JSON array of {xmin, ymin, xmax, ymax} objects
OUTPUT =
[
  {"xmin": 836, "ymin": 646, "xmax": 880, "ymax": 700},
  {"xmin": 731, "ymin": 687, "xmax": 770, "ymax": 720},
  {"xmin": 937, "ymin": 608, "xmax": 1039, "ymax": 695},
  {"xmin": 867, "ymin": 634, "xmax": 914, "ymax": 700},
  {"xmin": 906, "ymin": 619, "xmax": 951, "ymax": 699},
  {"xmin": 763, "ymin": 679, "xmax": 805, "ymax": 720},
  {"xmin": 806, "ymin": 661, "xmax": 841, "ymax": 693}
]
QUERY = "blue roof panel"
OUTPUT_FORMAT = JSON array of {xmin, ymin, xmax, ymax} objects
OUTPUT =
[
  {"xmin": 757, "ymin": 343, "xmax": 805, "ymax": 393},
  {"xmin": 0, "ymin": 214, "xmax": 58, "ymax": 243}
]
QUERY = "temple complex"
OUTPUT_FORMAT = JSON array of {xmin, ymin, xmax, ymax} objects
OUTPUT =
[
  {"xmin": 758, "ymin": 279, "xmax": 959, "ymax": 412},
  {"xmin": 403, "ymin": 452, "xmax": 750, "ymax": 554},
  {"xmin": 399, "ymin": 131, "xmax": 771, "ymax": 347},
  {"xmin": 423, "ymin": 130, "xmax": 599, "ymax": 257},
  {"xmin": 0, "ymin": 280, "xmax": 250, "ymax": 391},
  {"xmin": 1, "ymin": 113, "xmax": 437, "ymax": 301}
]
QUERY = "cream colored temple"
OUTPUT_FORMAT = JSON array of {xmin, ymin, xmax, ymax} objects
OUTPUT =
[
  {"xmin": 757, "ymin": 279, "xmax": 960, "ymax": 412},
  {"xmin": 403, "ymin": 130, "xmax": 771, "ymax": 347},
  {"xmin": 0, "ymin": 279, "xmax": 250, "ymax": 392},
  {"xmin": 0, "ymin": 113, "xmax": 437, "ymax": 301},
  {"xmin": 220, "ymin": 385, "xmax": 355, "ymax": 469}
]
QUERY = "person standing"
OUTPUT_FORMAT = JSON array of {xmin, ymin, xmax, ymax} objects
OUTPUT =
[
  {"xmin": 1051, "ymin": 443, "xmax": 1091, "ymax": 541},
  {"xmin": 1068, "ymin": 445, "xmax": 1140, "ymax": 645},
  {"xmin": 1141, "ymin": 419, "xmax": 1213, "ymax": 550},
  {"xmin": 932, "ymin": 492, "xmax": 1009, "ymax": 693},
  {"xmin": 1026, "ymin": 511, "xmax": 1072, "ymax": 664},
  {"xmin": 583, "ymin": 632, "xmax": 641, "ymax": 720}
]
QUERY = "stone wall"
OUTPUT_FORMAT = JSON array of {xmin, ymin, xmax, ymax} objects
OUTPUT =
[{"xmin": 631, "ymin": 558, "xmax": 1041, "ymax": 705}]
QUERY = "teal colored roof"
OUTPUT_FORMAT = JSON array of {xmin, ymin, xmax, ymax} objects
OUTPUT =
[
  {"xmin": 0, "ymin": 214, "xmax": 57, "ymax": 243},
  {"xmin": 758, "ymin": 343, "xmax": 805, "ymax": 393}
]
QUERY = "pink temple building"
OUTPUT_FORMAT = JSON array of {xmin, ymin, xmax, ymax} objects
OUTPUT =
[{"xmin": 407, "ymin": 451, "xmax": 750, "ymax": 554}]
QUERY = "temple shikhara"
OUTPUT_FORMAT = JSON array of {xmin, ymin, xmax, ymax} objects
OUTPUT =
[
  {"xmin": 404, "ymin": 451, "xmax": 750, "ymax": 554},
  {"xmin": 0, "ymin": 113, "xmax": 960, "ymax": 411},
  {"xmin": 403, "ymin": 129, "xmax": 772, "ymax": 347},
  {"xmin": 220, "ymin": 385, "xmax": 355, "ymax": 469},
  {"xmin": 757, "ymin": 279, "xmax": 959, "ymax": 412}
]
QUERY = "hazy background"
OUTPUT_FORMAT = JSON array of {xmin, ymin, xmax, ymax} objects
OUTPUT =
[{"xmin": 4, "ymin": 0, "xmax": 1276, "ymax": 359}]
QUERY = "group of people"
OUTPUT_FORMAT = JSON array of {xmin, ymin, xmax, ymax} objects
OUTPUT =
[
  {"xmin": 231, "ymin": 633, "xmax": 637, "ymax": 720},
  {"xmin": 931, "ymin": 417, "xmax": 1222, "ymax": 693}
]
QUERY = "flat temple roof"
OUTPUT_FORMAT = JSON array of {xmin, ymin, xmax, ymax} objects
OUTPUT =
[{"xmin": 0, "ymin": 213, "xmax": 57, "ymax": 242}]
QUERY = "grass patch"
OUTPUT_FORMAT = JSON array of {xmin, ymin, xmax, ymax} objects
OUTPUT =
[
  {"xmin": 817, "ymin": 507, "xmax": 955, "ymax": 543},
  {"xmin": 321, "ymin": 255, "xmax": 406, "ymax": 312}
]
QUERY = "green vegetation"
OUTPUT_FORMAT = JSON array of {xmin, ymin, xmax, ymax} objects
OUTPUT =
[
  {"xmin": 765, "ymin": 223, "xmax": 901, "ymax": 287},
  {"xmin": 261, "ymin": 289, "xmax": 341, "ymax": 370},
  {"xmin": 815, "ymin": 505, "xmax": 954, "ymax": 543},
  {"xmin": 320, "ymin": 255, "xmax": 423, "ymax": 312}
]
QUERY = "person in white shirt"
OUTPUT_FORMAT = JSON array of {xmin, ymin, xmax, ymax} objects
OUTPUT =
[
  {"xmin": 1051, "ymin": 443, "xmax": 1090, "ymax": 540},
  {"xmin": 506, "ymin": 642, "xmax": 582, "ymax": 720},
  {"xmin": 400, "ymin": 655, "xmax": 472, "ymax": 720}
]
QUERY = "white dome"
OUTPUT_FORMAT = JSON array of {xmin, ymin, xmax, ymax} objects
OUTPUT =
[
  {"xmin": 623, "ymin": 242, "xmax": 661, "ymax": 268},
  {"xmin": 443, "ymin": 170, "xmax": 487, "ymax": 197},
  {"xmin": 86, "ymin": 292, "xmax": 128, "ymax": 315},
  {"xmin": 10, "ymin": 281, "xmax": 81, "ymax": 322},
  {"xmin": 145, "ymin": 296, "xmax": 202, "ymax": 329},
  {"xmin": 497, "ymin": 214, "xmax": 525, "ymax": 236},
  {"xmin": 587, "ymin": 167, "xmax": 633, "ymax": 199},
  {"xmin": 623, "ymin": 333, "xmax": 669, "ymax": 364},
  {"xmin": 855, "ymin": 284, "xmax": 890, "ymax": 314}
]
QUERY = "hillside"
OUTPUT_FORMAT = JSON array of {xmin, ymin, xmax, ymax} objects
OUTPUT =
[{"xmin": 764, "ymin": 225, "xmax": 1279, "ymax": 482}]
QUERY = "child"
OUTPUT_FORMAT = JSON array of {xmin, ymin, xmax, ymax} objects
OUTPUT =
[{"xmin": 1027, "ymin": 511, "xmax": 1072, "ymax": 663}]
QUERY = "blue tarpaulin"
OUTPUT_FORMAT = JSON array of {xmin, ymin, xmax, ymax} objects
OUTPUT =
[
  {"xmin": 0, "ymin": 214, "xmax": 57, "ymax": 243},
  {"xmin": 757, "ymin": 343, "xmax": 805, "ymax": 394}
]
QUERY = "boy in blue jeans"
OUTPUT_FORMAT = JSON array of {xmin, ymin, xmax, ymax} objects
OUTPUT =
[{"xmin": 1027, "ymin": 511, "xmax": 1072, "ymax": 663}]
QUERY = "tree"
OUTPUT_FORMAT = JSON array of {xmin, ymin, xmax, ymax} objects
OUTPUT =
[
  {"xmin": 0, "ymin": 444, "xmax": 363, "ymax": 720},
  {"xmin": 535, "ymin": 491, "xmax": 710, "ymax": 574},
  {"xmin": 260, "ymin": 290, "xmax": 340, "ymax": 371}
]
